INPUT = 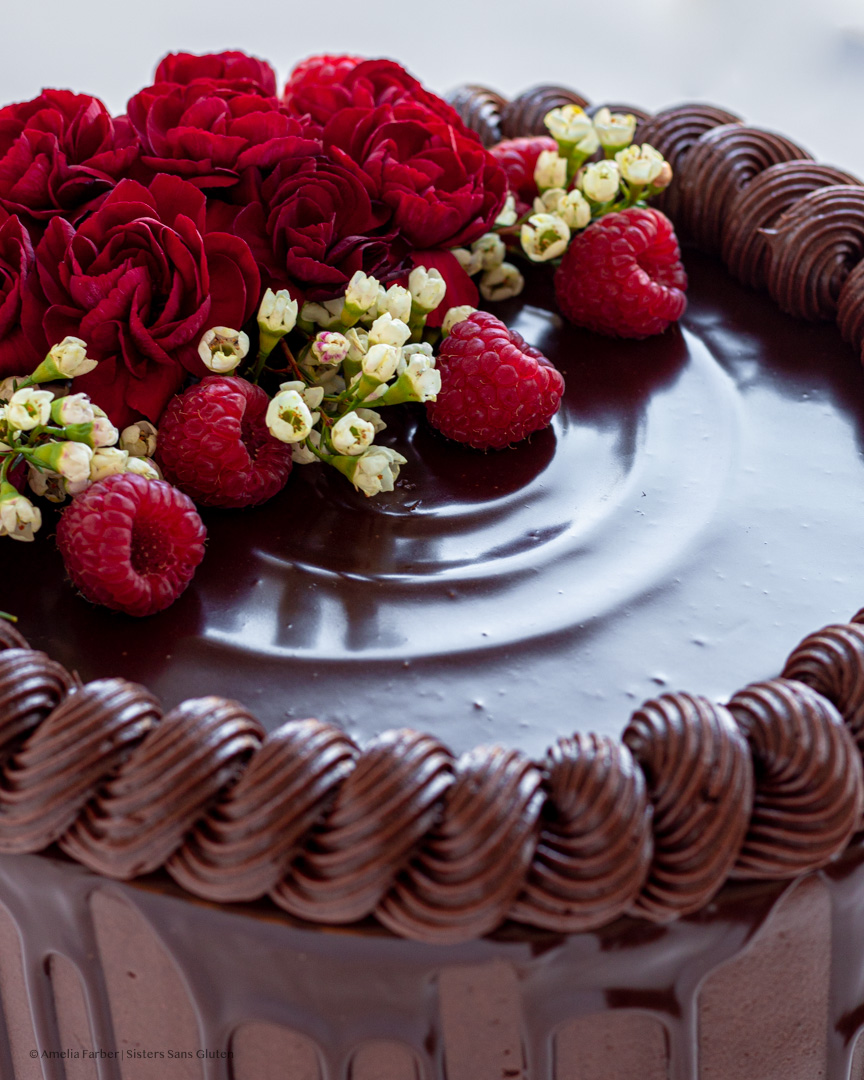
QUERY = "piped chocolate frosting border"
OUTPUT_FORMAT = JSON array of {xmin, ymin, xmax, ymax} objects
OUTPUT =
[{"xmin": 5, "ymin": 89, "xmax": 864, "ymax": 945}]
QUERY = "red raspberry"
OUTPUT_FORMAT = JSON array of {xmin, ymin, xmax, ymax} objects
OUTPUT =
[
  {"xmin": 56, "ymin": 473, "xmax": 206, "ymax": 617},
  {"xmin": 554, "ymin": 207, "xmax": 688, "ymax": 339},
  {"xmin": 157, "ymin": 376, "xmax": 293, "ymax": 508},
  {"xmin": 427, "ymin": 311, "xmax": 564, "ymax": 450},
  {"xmin": 490, "ymin": 136, "xmax": 559, "ymax": 206}
]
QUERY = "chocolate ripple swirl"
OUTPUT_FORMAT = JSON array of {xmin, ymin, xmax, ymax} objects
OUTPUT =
[
  {"xmin": 728, "ymin": 679, "xmax": 863, "ymax": 878},
  {"xmin": 376, "ymin": 746, "xmax": 544, "ymax": 943},
  {"xmin": 622, "ymin": 693, "xmax": 753, "ymax": 921},
  {"xmin": 762, "ymin": 186, "xmax": 864, "ymax": 319},
  {"xmin": 510, "ymin": 734, "xmax": 653, "ymax": 932},
  {"xmin": 0, "ymin": 649, "xmax": 74, "ymax": 755},
  {"xmin": 0, "ymin": 622, "xmax": 27, "ymax": 651},
  {"xmin": 676, "ymin": 125, "xmax": 812, "ymax": 253},
  {"xmin": 837, "ymin": 259, "xmax": 864, "ymax": 362},
  {"xmin": 634, "ymin": 104, "xmax": 742, "ymax": 220},
  {"xmin": 721, "ymin": 162, "xmax": 863, "ymax": 290},
  {"xmin": 782, "ymin": 622, "xmax": 864, "ymax": 756},
  {"xmin": 446, "ymin": 84, "xmax": 507, "ymax": 147},
  {"xmin": 501, "ymin": 85, "xmax": 591, "ymax": 139}
]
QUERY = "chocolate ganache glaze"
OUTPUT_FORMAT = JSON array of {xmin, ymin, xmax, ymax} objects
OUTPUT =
[{"xmin": 4, "ymin": 88, "xmax": 864, "ymax": 1077}]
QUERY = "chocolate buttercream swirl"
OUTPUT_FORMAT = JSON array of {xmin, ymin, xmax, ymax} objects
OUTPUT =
[
  {"xmin": 271, "ymin": 729, "xmax": 454, "ymax": 924},
  {"xmin": 729, "ymin": 679, "xmax": 863, "ymax": 878},
  {"xmin": 634, "ymin": 103, "xmax": 742, "ymax": 219},
  {"xmin": 0, "ymin": 649, "xmax": 74, "ymax": 756},
  {"xmin": 0, "ymin": 622, "xmax": 27, "ymax": 651},
  {"xmin": 677, "ymin": 125, "xmax": 811, "ymax": 253},
  {"xmin": 501, "ymin": 85, "xmax": 590, "ymax": 138},
  {"xmin": 510, "ymin": 733, "xmax": 653, "ymax": 932},
  {"xmin": 447, "ymin": 84, "xmax": 508, "ymax": 147},
  {"xmin": 60, "ymin": 697, "xmax": 264, "ymax": 878},
  {"xmin": 0, "ymin": 679, "xmax": 161, "ymax": 853},
  {"xmin": 622, "ymin": 693, "xmax": 753, "ymax": 921},
  {"xmin": 721, "ymin": 162, "xmax": 863, "ymax": 289},
  {"xmin": 377, "ymin": 746, "xmax": 544, "ymax": 943},
  {"xmin": 761, "ymin": 186, "xmax": 864, "ymax": 319},
  {"xmin": 837, "ymin": 259, "xmax": 864, "ymax": 362},
  {"xmin": 783, "ymin": 622, "xmax": 864, "ymax": 757},
  {"xmin": 167, "ymin": 719, "xmax": 358, "ymax": 902}
]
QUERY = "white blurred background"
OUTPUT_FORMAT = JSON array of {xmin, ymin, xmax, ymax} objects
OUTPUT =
[{"xmin": 5, "ymin": 0, "xmax": 864, "ymax": 173}]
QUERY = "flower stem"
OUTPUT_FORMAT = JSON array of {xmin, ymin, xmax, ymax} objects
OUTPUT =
[{"xmin": 0, "ymin": 611, "xmax": 17, "ymax": 624}]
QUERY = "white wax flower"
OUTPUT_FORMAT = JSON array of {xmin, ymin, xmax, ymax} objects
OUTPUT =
[
  {"xmin": 362, "ymin": 343, "xmax": 401, "ymax": 383},
  {"xmin": 0, "ymin": 487, "xmax": 41, "ymax": 542},
  {"xmin": 401, "ymin": 354, "xmax": 441, "ymax": 402},
  {"xmin": 480, "ymin": 262, "xmax": 525, "ymax": 302},
  {"xmin": 495, "ymin": 192, "xmax": 518, "ymax": 227},
  {"xmin": 91, "ymin": 413, "xmax": 119, "ymax": 448},
  {"xmin": 534, "ymin": 150, "xmax": 568, "ymax": 193},
  {"xmin": 266, "ymin": 390, "xmax": 314, "ymax": 444},
  {"xmin": 198, "ymin": 327, "xmax": 250, "ymax": 373},
  {"xmin": 344, "ymin": 327, "xmax": 369, "ymax": 364},
  {"xmin": 544, "ymin": 104, "xmax": 594, "ymax": 143},
  {"xmin": 89, "ymin": 447, "xmax": 129, "ymax": 482},
  {"xmin": 593, "ymin": 107, "xmax": 637, "ymax": 150},
  {"xmin": 119, "ymin": 421, "xmax": 158, "ymax": 458},
  {"xmin": 408, "ymin": 266, "xmax": 447, "ymax": 313},
  {"xmin": 441, "ymin": 306, "xmax": 476, "ymax": 336},
  {"xmin": 653, "ymin": 161, "xmax": 674, "ymax": 191},
  {"xmin": 380, "ymin": 285, "xmax": 413, "ymax": 324},
  {"xmin": 368, "ymin": 312, "xmax": 411, "ymax": 349},
  {"xmin": 332, "ymin": 411, "xmax": 376, "ymax": 456},
  {"xmin": 277, "ymin": 381, "xmax": 324, "ymax": 413},
  {"xmin": 451, "ymin": 247, "xmax": 484, "ymax": 277},
  {"xmin": 521, "ymin": 214, "xmax": 571, "ymax": 262},
  {"xmin": 472, "ymin": 233, "xmax": 506, "ymax": 271},
  {"xmin": 51, "ymin": 393, "xmax": 94, "ymax": 427},
  {"xmin": 257, "ymin": 288, "xmax": 298, "ymax": 354},
  {"xmin": 356, "ymin": 408, "xmax": 387, "ymax": 434},
  {"xmin": 311, "ymin": 331, "xmax": 350, "ymax": 366},
  {"xmin": 291, "ymin": 429, "xmax": 322, "ymax": 466},
  {"xmin": 53, "ymin": 442, "xmax": 94, "ymax": 483},
  {"xmin": 27, "ymin": 466, "xmax": 67, "ymax": 503},
  {"xmin": 351, "ymin": 447, "xmax": 407, "ymax": 497},
  {"xmin": 124, "ymin": 456, "xmax": 161, "ymax": 480},
  {"xmin": 557, "ymin": 190, "xmax": 592, "ymax": 230},
  {"xmin": 344, "ymin": 271, "xmax": 380, "ymax": 316},
  {"xmin": 398, "ymin": 342, "xmax": 435, "ymax": 371},
  {"xmin": 534, "ymin": 188, "xmax": 568, "ymax": 214},
  {"xmin": 6, "ymin": 388, "xmax": 53, "ymax": 431},
  {"xmin": 581, "ymin": 160, "xmax": 621, "ymax": 204},
  {"xmin": 615, "ymin": 144, "xmax": 666, "ymax": 186}
]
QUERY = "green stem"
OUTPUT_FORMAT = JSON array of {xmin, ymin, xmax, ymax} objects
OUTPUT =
[{"xmin": 0, "ymin": 612, "xmax": 17, "ymax": 624}]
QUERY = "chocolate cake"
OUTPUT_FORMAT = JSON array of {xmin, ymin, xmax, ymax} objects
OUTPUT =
[{"xmin": 3, "ymin": 94, "xmax": 864, "ymax": 1078}]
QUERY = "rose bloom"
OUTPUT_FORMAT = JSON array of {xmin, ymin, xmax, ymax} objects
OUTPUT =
[
  {"xmin": 0, "ymin": 209, "xmax": 43, "ymax": 374},
  {"xmin": 33, "ymin": 174, "xmax": 260, "ymax": 426},
  {"xmin": 231, "ymin": 144, "xmax": 405, "ymax": 299},
  {"xmin": 127, "ymin": 82, "xmax": 320, "ymax": 190},
  {"xmin": 154, "ymin": 50, "xmax": 278, "ymax": 96},
  {"xmin": 0, "ymin": 90, "xmax": 141, "ymax": 229},
  {"xmin": 325, "ymin": 101, "xmax": 508, "ymax": 250},
  {"xmin": 490, "ymin": 136, "xmax": 559, "ymax": 207}
]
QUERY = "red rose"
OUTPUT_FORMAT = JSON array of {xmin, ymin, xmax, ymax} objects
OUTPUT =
[
  {"xmin": 326, "ymin": 102, "xmax": 508, "ymax": 249},
  {"xmin": 283, "ymin": 57, "xmax": 463, "ymax": 129},
  {"xmin": 154, "ymin": 50, "xmax": 278, "ymax": 96},
  {"xmin": 490, "ymin": 136, "xmax": 559, "ymax": 205},
  {"xmin": 33, "ymin": 174, "xmax": 260, "ymax": 427},
  {"xmin": 127, "ymin": 82, "xmax": 320, "ymax": 190},
  {"xmin": 0, "ymin": 90, "xmax": 140, "ymax": 229},
  {"xmin": 231, "ymin": 145, "xmax": 405, "ymax": 299},
  {"xmin": 0, "ymin": 210, "xmax": 44, "ymax": 374}
]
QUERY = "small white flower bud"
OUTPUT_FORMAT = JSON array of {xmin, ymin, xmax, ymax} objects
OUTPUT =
[
  {"xmin": 198, "ymin": 327, "xmax": 250, "ymax": 374},
  {"xmin": 471, "ymin": 233, "xmax": 507, "ymax": 271},
  {"xmin": 401, "ymin": 354, "xmax": 441, "ymax": 402},
  {"xmin": 362, "ymin": 343, "xmax": 401, "ymax": 383},
  {"xmin": 41, "ymin": 441, "xmax": 94, "ymax": 483},
  {"xmin": 291, "ymin": 428, "xmax": 322, "ymax": 466},
  {"xmin": 495, "ymin": 192, "xmax": 518, "ymax": 227},
  {"xmin": 124, "ymin": 456, "xmax": 161, "ymax": 480},
  {"xmin": 581, "ymin": 160, "xmax": 621, "ymax": 204},
  {"xmin": 520, "ymin": 213, "xmax": 571, "ymax": 262},
  {"xmin": 480, "ymin": 262, "xmax": 525, "ymax": 302},
  {"xmin": 349, "ymin": 446, "xmax": 407, "ymax": 497},
  {"xmin": 451, "ymin": 247, "xmax": 484, "ymax": 276},
  {"xmin": 344, "ymin": 271, "xmax": 380, "ymax": 316},
  {"xmin": 90, "ymin": 447, "xmax": 129, "ymax": 482},
  {"xmin": 380, "ymin": 285, "xmax": 413, "ymax": 324},
  {"xmin": 344, "ymin": 327, "xmax": 369, "ymax": 364},
  {"xmin": 311, "ymin": 331, "xmax": 350, "ymax": 366},
  {"xmin": 356, "ymin": 408, "xmax": 387, "ymax": 435},
  {"xmin": 408, "ymin": 266, "xmax": 447, "ymax": 313},
  {"xmin": 119, "ymin": 421, "xmax": 158, "ymax": 458},
  {"xmin": 51, "ymin": 393, "xmax": 94, "ymax": 427},
  {"xmin": 368, "ymin": 312, "xmax": 411, "ymax": 349},
  {"xmin": 534, "ymin": 150, "xmax": 568, "ymax": 193},
  {"xmin": 91, "ymin": 413, "xmax": 119, "ymax": 448},
  {"xmin": 257, "ymin": 288, "xmax": 298, "ymax": 355},
  {"xmin": 30, "ymin": 337, "xmax": 97, "ymax": 382},
  {"xmin": 557, "ymin": 189, "xmax": 592, "ymax": 230},
  {"xmin": 6, "ymin": 388, "xmax": 53, "ymax": 431},
  {"xmin": 441, "ymin": 306, "xmax": 476, "ymax": 336},
  {"xmin": 544, "ymin": 104, "xmax": 594, "ymax": 144},
  {"xmin": 398, "ymin": 342, "xmax": 435, "ymax": 371},
  {"xmin": 266, "ymin": 390, "xmax": 314, "ymax": 444},
  {"xmin": 331, "ymin": 411, "xmax": 376, "ymax": 456},
  {"xmin": 615, "ymin": 144, "xmax": 666, "ymax": 186},
  {"xmin": 653, "ymin": 160, "xmax": 674, "ymax": 191},
  {"xmin": 0, "ymin": 484, "xmax": 41, "ymax": 542},
  {"xmin": 593, "ymin": 107, "xmax": 637, "ymax": 150}
]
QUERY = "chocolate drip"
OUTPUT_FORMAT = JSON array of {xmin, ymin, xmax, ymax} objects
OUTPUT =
[
  {"xmin": 61, "ymin": 697, "xmax": 264, "ymax": 878},
  {"xmin": 677, "ymin": 125, "xmax": 811, "ymax": 253},
  {"xmin": 446, "ymin": 84, "xmax": 508, "ymax": 147},
  {"xmin": 722, "ymin": 162, "xmax": 863, "ymax": 290},
  {"xmin": 501, "ymin": 85, "xmax": 590, "ymax": 138},
  {"xmin": 623, "ymin": 693, "xmax": 753, "ymax": 921},
  {"xmin": 271, "ymin": 729, "xmax": 454, "ymax": 923},
  {"xmin": 634, "ymin": 103, "xmax": 742, "ymax": 219},
  {"xmin": 377, "ymin": 746, "xmax": 544, "ymax": 943},
  {"xmin": 762, "ymin": 186, "xmax": 864, "ymax": 319},
  {"xmin": 510, "ymin": 733, "xmax": 653, "ymax": 932},
  {"xmin": 167, "ymin": 718, "xmax": 358, "ymax": 902},
  {"xmin": 0, "ymin": 649, "xmax": 73, "ymax": 755},
  {"xmin": 729, "ymin": 679, "xmax": 863, "ymax": 878},
  {"xmin": 837, "ymin": 259, "xmax": 864, "ymax": 361},
  {"xmin": 783, "ymin": 622, "xmax": 864, "ymax": 756}
]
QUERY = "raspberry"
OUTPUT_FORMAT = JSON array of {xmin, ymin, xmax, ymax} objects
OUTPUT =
[
  {"xmin": 56, "ymin": 473, "xmax": 206, "ymax": 617},
  {"xmin": 157, "ymin": 376, "xmax": 293, "ymax": 508},
  {"xmin": 426, "ymin": 311, "xmax": 564, "ymax": 450},
  {"xmin": 489, "ymin": 136, "xmax": 559, "ymax": 205},
  {"xmin": 554, "ymin": 207, "xmax": 688, "ymax": 339}
]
